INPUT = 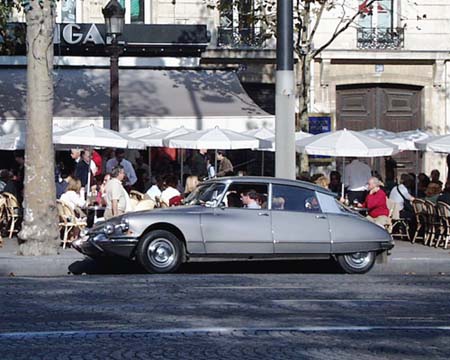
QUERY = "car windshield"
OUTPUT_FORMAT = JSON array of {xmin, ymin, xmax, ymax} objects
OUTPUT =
[{"xmin": 184, "ymin": 182, "xmax": 226, "ymax": 206}]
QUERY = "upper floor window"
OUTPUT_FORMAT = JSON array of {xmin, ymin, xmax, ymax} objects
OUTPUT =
[
  {"xmin": 357, "ymin": 0, "xmax": 403, "ymax": 50},
  {"xmin": 359, "ymin": 0, "xmax": 394, "ymax": 29},
  {"xmin": 217, "ymin": 0, "xmax": 266, "ymax": 48},
  {"xmin": 120, "ymin": 0, "xmax": 151, "ymax": 24},
  {"xmin": 56, "ymin": 0, "xmax": 79, "ymax": 23}
]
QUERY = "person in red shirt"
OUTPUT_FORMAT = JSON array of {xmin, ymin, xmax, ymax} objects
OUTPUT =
[{"xmin": 358, "ymin": 177, "xmax": 390, "ymax": 227}]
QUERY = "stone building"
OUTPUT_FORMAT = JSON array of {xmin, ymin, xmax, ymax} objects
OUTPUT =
[{"xmin": 5, "ymin": 0, "xmax": 450, "ymax": 176}]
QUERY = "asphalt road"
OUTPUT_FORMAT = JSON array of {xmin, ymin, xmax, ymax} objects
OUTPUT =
[{"xmin": 1, "ymin": 271, "xmax": 450, "ymax": 359}]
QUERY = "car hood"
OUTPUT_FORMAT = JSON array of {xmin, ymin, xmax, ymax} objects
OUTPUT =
[{"xmin": 127, "ymin": 205, "xmax": 205, "ymax": 217}]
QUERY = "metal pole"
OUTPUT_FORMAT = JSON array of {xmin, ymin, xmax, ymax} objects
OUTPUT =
[
  {"xmin": 110, "ymin": 37, "xmax": 120, "ymax": 131},
  {"xmin": 275, "ymin": 0, "xmax": 296, "ymax": 179},
  {"xmin": 415, "ymin": 150, "xmax": 419, "ymax": 197}
]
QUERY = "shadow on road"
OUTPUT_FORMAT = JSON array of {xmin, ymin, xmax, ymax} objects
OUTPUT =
[{"xmin": 68, "ymin": 257, "xmax": 343, "ymax": 275}]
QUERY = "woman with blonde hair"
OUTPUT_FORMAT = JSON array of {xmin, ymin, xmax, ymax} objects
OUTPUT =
[
  {"xmin": 184, "ymin": 175, "xmax": 199, "ymax": 197},
  {"xmin": 315, "ymin": 175, "xmax": 330, "ymax": 189},
  {"xmin": 60, "ymin": 178, "xmax": 86, "ymax": 210}
]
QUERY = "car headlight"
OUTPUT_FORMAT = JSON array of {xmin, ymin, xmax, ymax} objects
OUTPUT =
[
  {"xmin": 119, "ymin": 218, "xmax": 130, "ymax": 232},
  {"xmin": 104, "ymin": 224, "xmax": 115, "ymax": 235},
  {"xmin": 102, "ymin": 218, "xmax": 130, "ymax": 235}
]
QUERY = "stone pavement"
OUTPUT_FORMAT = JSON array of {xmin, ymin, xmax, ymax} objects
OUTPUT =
[
  {"xmin": 0, "ymin": 237, "xmax": 449, "ymax": 276},
  {"xmin": 1, "ymin": 274, "xmax": 450, "ymax": 359}
]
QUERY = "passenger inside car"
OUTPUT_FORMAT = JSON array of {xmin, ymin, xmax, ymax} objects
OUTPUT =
[
  {"xmin": 227, "ymin": 192, "xmax": 242, "ymax": 208},
  {"xmin": 272, "ymin": 196, "xmax": 285, "ymax": 210},
  {"xmin": 240, "ymin": 190, "xmax": 261, "ymax": 209}
]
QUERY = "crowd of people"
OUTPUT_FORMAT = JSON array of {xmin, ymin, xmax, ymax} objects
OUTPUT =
[
  {"xmin": 300, "ymin": 157, "xmax": 450, "ymax": 230},
  {"xmin": 50, "ymin": 147, "xmax": 235, "ymax": 226},
  {"xmin": 2, "ymin": 146, "xmax": 450, "ymax": 241}
]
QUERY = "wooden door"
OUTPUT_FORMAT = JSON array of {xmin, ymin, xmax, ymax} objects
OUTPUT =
[{"xmin": 336, "ymin": 84, "xmax": 422, "ymax": 176}]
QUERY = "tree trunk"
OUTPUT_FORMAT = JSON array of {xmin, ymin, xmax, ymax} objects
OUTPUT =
[
  {"xmin": 298, "ymin": 53, "xmax": 311, "ymax": 131},
  {"xmin": 19, "ymin": 1, "xmax": 59, "ymax": 256}
]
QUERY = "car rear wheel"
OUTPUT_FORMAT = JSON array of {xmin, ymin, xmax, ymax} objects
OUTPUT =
[
  {"xmin": 336, "ymin": 251, "xmax": 376, "ymax": 274},
  {"xmin": 136, "ymin": 230, "xmax": 184, "ymax": 274}
]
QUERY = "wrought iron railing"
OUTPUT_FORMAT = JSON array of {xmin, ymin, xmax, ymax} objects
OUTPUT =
[
  {"xmin": 357, "ymin": 27, "xmax": 404, "ymax": 50},
  {"xmin": 217, "ymin": 26, "xmax": 267, "ymax": 48}
]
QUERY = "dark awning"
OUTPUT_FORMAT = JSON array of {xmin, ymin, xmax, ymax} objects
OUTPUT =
[{"xmin": 0, "ymin": 68, "xmax": 273, "ymax": 134}]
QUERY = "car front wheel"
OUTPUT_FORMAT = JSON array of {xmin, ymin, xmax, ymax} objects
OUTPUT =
[
  {"xmin": 136, "ymin": 230, "xmax": 184, "ymax": 274},
  {"xmin": 336, "ymin": 251, "xmax": 376, "ymax": 274}
]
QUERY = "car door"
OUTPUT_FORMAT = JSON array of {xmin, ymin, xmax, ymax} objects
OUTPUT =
[
  {"xmin": 201, "ymin": 182, "xmax": 273, "ymax": 254},
  {"xmin": 271, "ymin": 184, "xmax": 331, "ymax": 254}
]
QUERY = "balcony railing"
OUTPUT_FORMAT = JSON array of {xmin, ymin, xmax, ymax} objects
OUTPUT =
[
  {"xmin": 357, "ymin": 27, "xmax": 404, "ymax": 50},
  {"xmin": 217, "ymin": 26, "xmax": 266, "ymax": 49}
]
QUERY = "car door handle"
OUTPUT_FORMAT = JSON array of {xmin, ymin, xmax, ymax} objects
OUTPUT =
[
  {"xmin": 258, "ymin": 212, "xmax": 270, "ymax": 216},
  {"xmin": 315, "ymin": 215, "xmax": 327, "ymax": 219}
]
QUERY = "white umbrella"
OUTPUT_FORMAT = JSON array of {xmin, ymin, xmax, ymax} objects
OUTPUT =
[
  {"xmin": 360, "ymin": 128, "xmax": 397, "ymax": 139},
  {"xmin": 135, "ymin": 126, "xmax": 195, "ymax": 183},
  {"xmin": 243, "ymin": 127, "xmax": 275, "ymax": 140},
  {"xmin": 136, "ymin": 126, "xmax": 194, "ymax": 147},
  {"xmin": 396, "ymin": 129, "xmax": 433, "ymax": 196},
  {"xmin": 0, "ymin": 124, "xmax": 64, "ymax": 150},
  {"xmin": 243, "ymin": 128, "xmax": 276, "ymax": 176},
  {"xmin": 123, "ymin": 125, "xmax": 163, "ymax": 178},
  {"xmin": 165, "ymin": 127, "xmax": 270, "ymax": 150},
  {"xmin": 296, "ymin": 128, "xmax": 398, "ymax": 157},
  {"xmin": 166, "ymin": 127, "xmax": 271, "ymax": 176},
  {"xmin": 124, "ymin": 125, "xmax": 163, "ymax": 139},
  {"xmin": 53, "ymin": 125, "xmax": 145, "ymax": 197},
  {"xmin": 296, "ymin": 129, "xmax": 399, "ymax": 198},
  {"xmin": 53, "ymin": 125, "xmax": 145, "ymax": 149},
  {"xmin": 0, "ymin": 132, "xmax": 26, "ymax": 151}
]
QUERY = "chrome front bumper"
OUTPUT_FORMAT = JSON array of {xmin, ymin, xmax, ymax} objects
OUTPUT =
[{"xmin": 72, "ymin": 233, "xmax": 139, "ymax": 259}]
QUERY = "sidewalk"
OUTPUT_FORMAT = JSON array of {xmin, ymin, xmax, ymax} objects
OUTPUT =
[{"xmin": 0, "ymin": 238, "xmax": 449, "ymax": 276}]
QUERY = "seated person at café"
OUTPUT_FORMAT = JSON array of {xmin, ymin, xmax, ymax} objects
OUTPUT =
[
  {"xmin": 240, "ymin": 190, "xmax": 261, "ymax": 209},
  {"xmin": 389, "ymin": 173, "xmax": 415, "ymax": 219},
  {"xmin": 160, "ymin": 175, "xmax": 181, "ymax": 206},
  {"xmin": 425, "ymin": 182, "xmax": 442, "ymax": 204},
  {"xmin": 437, "ymin": 181, "xmax": 450, "ymax": 205},
  {"xmin": 357, "ymin": 177, "xmax": 389, "ymax": 227},
  {"xmin": 60, "ymin": 178, "xmax": 86, "ymax": 216}
]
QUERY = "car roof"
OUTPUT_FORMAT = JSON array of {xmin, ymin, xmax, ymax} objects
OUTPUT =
[{"xmin": 204, "ymin": 176, "xmax": 334, "ymax": 195}]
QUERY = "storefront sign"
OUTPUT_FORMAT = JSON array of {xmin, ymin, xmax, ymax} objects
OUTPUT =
[
  {"xmin": 3, "ymin": 22, "xmax": 209, "ymax": 57},
  {"xmin": 309, "ymin": 115, "xmax": 331, "ymax": 135},
  {"xmin": 56, "ymin": 24, "xmax": 105, "ymax": 45}
]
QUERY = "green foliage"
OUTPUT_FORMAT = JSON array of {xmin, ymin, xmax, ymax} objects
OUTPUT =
[{"xmin": 0, "ymin": 0, "xmax": 58, "ymax": 54}]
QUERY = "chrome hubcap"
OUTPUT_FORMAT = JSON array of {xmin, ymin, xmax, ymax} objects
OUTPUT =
[
  {"xmin": 147, "ymin": 239, "xmax": 176, "ymax": 268},
  {"xmin": 344, "ymin": 252, "xmax": 372, "ymax": 269}
]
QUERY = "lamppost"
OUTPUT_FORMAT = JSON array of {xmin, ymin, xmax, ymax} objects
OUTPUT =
[
  {"xmin": 275, "ymin": 0, "xmax": 295, "ymax": 179},
  {"xmin": 102, "ymin": 0, "xmax": 125, "ymax": 131}
]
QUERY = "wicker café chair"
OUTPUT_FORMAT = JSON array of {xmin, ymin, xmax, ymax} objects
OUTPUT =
[
  {"xmin": 0, "ymin": 195, "xmax": 7, "ymax": 247},
  {"xmin": 423, "ymin": 200, "xmax": 440, "ymax": 246},
  {"xmin": 2, "ymin": 192, "xmax": 22, "ymax": 239},
  {"xmin": 436, "ymin": 201, "xmax": 450, "ymax": 249},
  {"xmin": 130, "ymin": 190, "xmax": 145, "ymax": 201},
  {"xmin": 412, "ymin": 199, "xmax": 427, "ymax": 244},
  {"xmin": 56, "ymin": 200, "xmax": 87, "ymax": 249},
  {"xmin": 386, "ymin": 199, "xmax": 410, "ymax": 241}
]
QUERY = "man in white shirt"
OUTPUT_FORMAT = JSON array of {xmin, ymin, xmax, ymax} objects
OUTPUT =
[
  {"xmin": 389, "ymin": 174, "xmax": 415, "ymax": 211},
  {"xmin": 146, "ymin": 176, "xmax": 163, "ymax": 201},
  {"xmin": 344, "ymin": 158, "xmax": 371, "ymax": 204},
  {"xmin": 104, "ymin": 165, "xmax": 129, "ymax": 219},
  {"xmin": 106, "ymin": 149, "xmax": 137, "ymax": 187},
  {"xmin": 160, "ymin": 175, "xmax": 181, "ymax": 205}
]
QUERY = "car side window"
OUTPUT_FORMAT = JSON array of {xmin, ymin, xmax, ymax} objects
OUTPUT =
[
  {"xmin": 271, "ymin": 185, "xmax": 321, "ymax": 213},
  {"xmin": 225, "ymin": 183, "xmax": 268, "ymax": 210}
]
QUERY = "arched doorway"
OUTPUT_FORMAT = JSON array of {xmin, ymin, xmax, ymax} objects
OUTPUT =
[{"xmin": 336, "ymin": 83, "xmax": 422, "ymax": 177}]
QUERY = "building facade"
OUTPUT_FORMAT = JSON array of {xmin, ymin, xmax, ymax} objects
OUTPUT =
[{"xmin": 5, "ymin": 0, "xmax": 450, "ymax": 176}]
